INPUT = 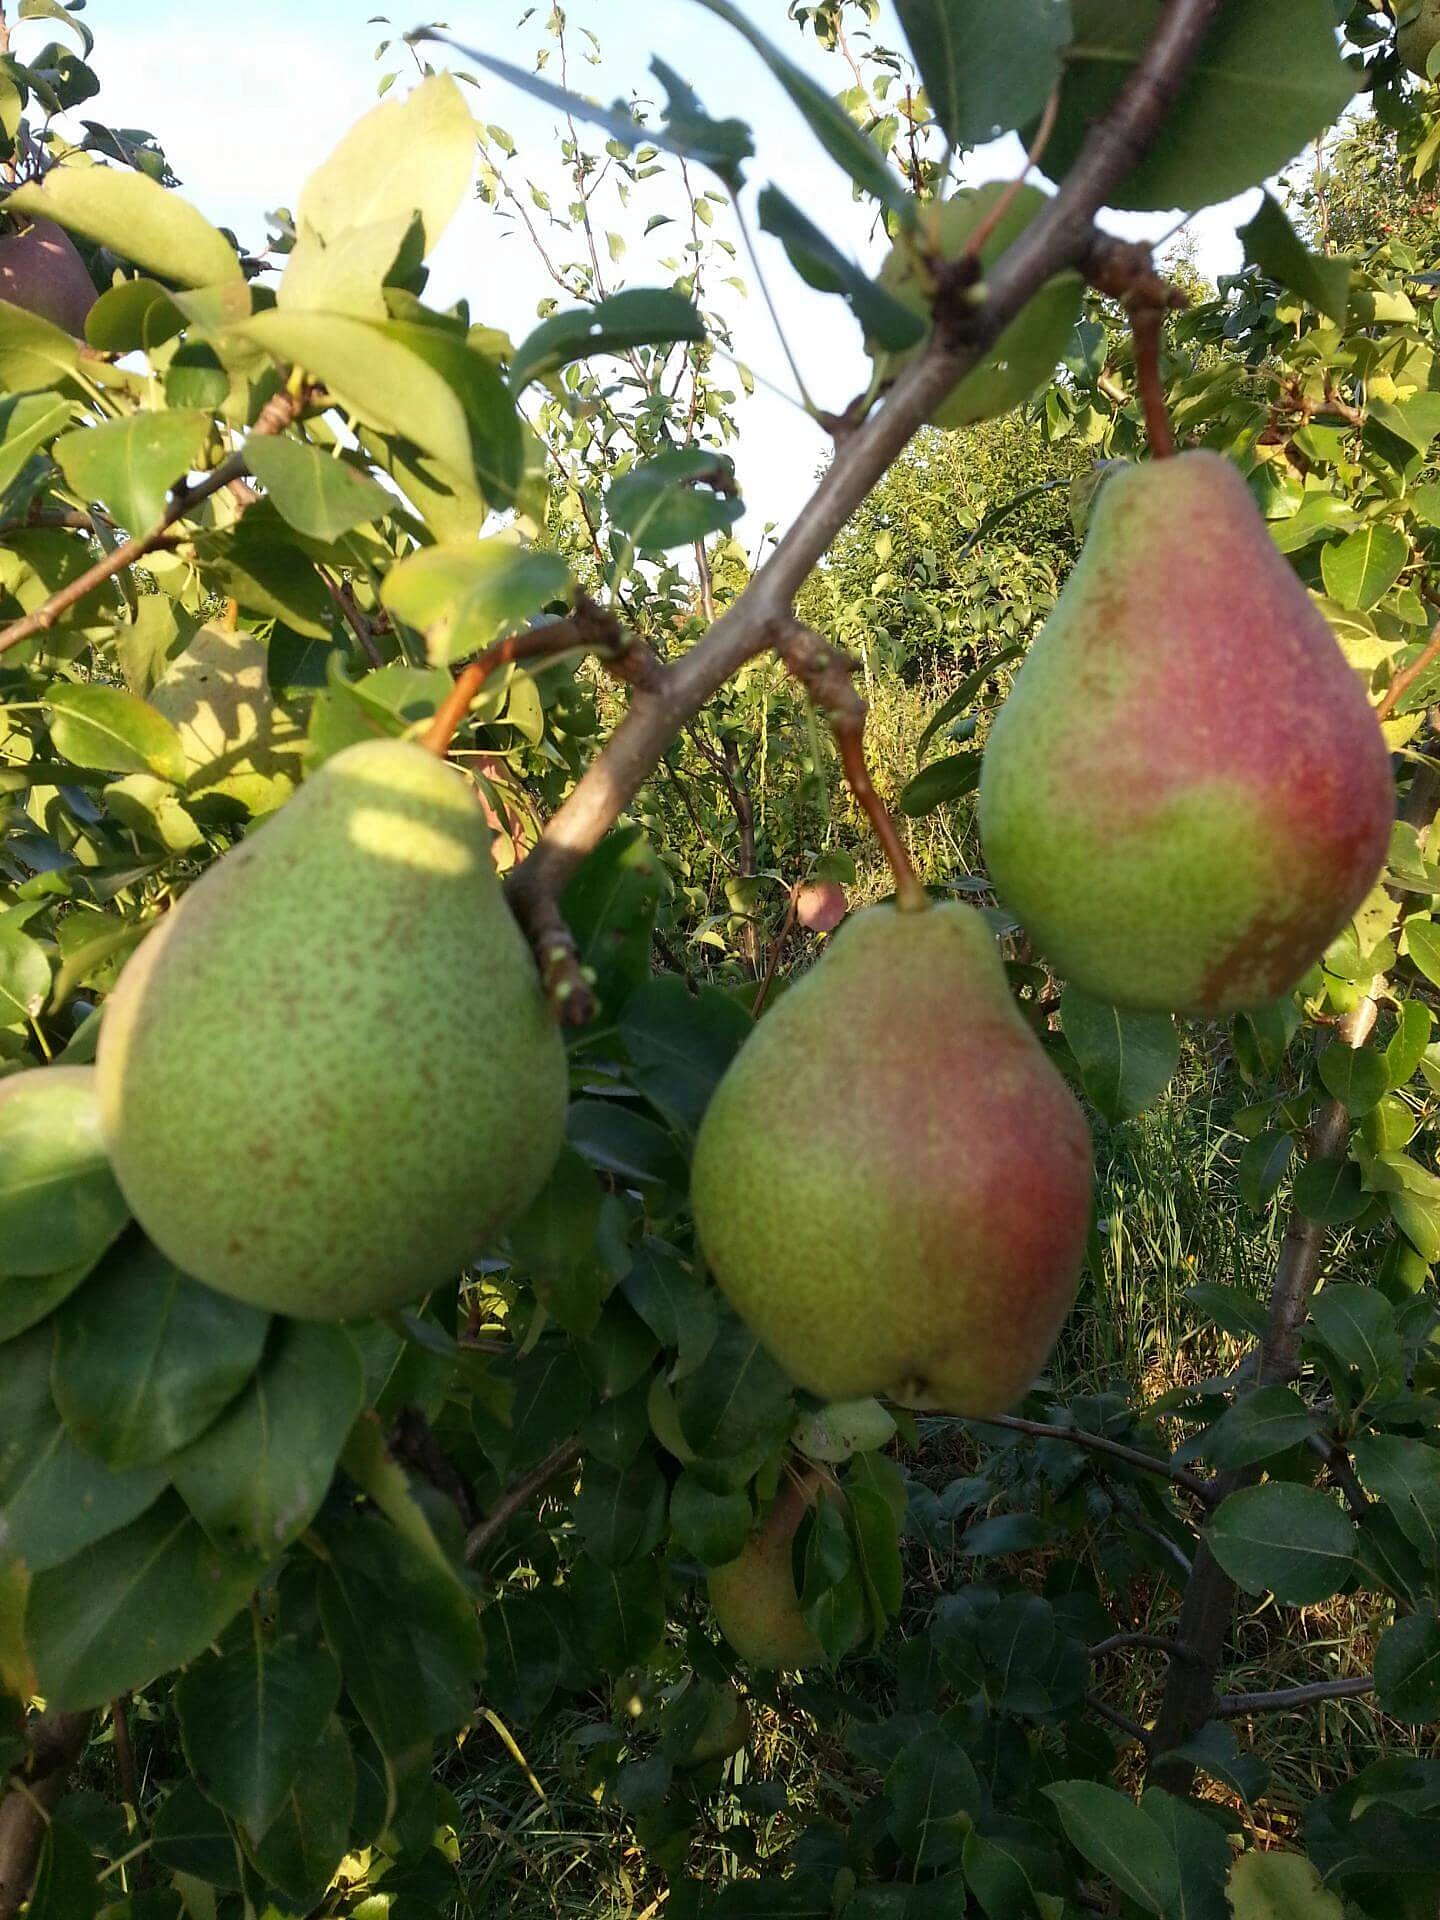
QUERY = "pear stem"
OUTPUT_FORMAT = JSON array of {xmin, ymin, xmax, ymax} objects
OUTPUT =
[
  {"xmin": 420, "ymin": 594, "xmax": 655, "ymax": 758},
  {"xmin": 776, "ymin": 622, "xmax": 929, "ymax": 913},
  {"xmin": 1131, "ymin": 305, "xmax": 1177, "ymax": 459}
]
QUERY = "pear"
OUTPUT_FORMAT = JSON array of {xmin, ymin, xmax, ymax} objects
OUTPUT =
[
  {"xmin": 96, "ymin": 738, "xmax": 567, "ymax": 1318},
  {"xmin": 148, "ymin": 625, "xmax": 304, "ymax": 817},
  {"xmin": 0, "ymin": 218, "xmax": 95, "ymax": 336},
  {"xmin": 707, "ymin": 1494, "xmax": 830, "ymax": 1671},
  {"xmin": 1397, "ymin": 0, "xmax": 1440, "ymax": 74},
  {"xmin": 690, "ymin": 902, "xmax": 1093, "ymax": 1416},
  {"xmin": 978, "ymin": 452, "xmax": 1394, "ymax": 1015},
  {"xmin": 679, "ymin": 1684, "xmax": 751, "ymax": 1767}
]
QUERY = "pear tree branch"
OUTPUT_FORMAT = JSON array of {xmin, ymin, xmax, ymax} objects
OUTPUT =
[
  {"xmin": 0, "ymin": 387, "xmax": 315, "ymax": 659},
  {"xmin": 978, "ymin": 1410, "xmax": 1219, "ymax": 1506},
  {"xmin": 1212, "ymin": 1676, "xmax": 1374, "ymax": 1717},
  {"xmin": 464, "ymin": 1436, "xmax": 582, "ymax": 1566},
  {"xmin": 0, "ymin": 1710, "xmax": 93, "ymax": 1920},
  {"xmin": 504, "ymin": 0, "xmax": 1227, "ymax": 935}
]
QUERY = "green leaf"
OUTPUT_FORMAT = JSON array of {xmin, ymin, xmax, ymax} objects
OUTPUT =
[
  {"xmin": 6, "ymin": 168, "xmax": 242, "ymax": 287},
  {"xmin": 1351, "ymin": 1433, "xmax": 1440, "ymax": 1558},
  {"xmin": 0, "ymin": 391, "xmax": 70, "ymax": 494},
  {"xmin": 53, "ymin": 409, "xmax": 210, "ymax": 535},
  {"xmin": 44, "ymin": 683, "xmax": 188, "ymax": 783},
  {"xmin": 620, "ymin": 977, "xmax": 751, "ymax": 1136},
  {"xmin": 82, "ymin": 277, "xmax": 183, "ymax": 354},
  {"xmin": 170, "ymin": 1321, "xmax": 363, "ymax": 1556},
  {"xmin": 1061, "ymin": 986, "xmax": 1178, "ymax": 1124},
  {"xmin": 1374, "ymin": 1610, "xmax": 1440, "ymax": 1724},
  {"xmin": 1239, "ymin": 192, "xmax": 1351, "ymax": 322},
  {"xmin": 27, "ymin": 1821, "xmax": 100, "ymax": 1920},
  {"xmin": 149, "ymin": 1779, "xmax": 243, "ymax": 1891},
  {"xmin": 1321, "ymin": 523, "xmax": 1409, "ymax": 610},
  {"xmin": 570, "ymin": 1553, "xmax": 667, "ymax": 1670},
  {"xmin": 1317, "ymin": 1043, "xmax": 1389, "ymax": 1117},
  {"xmin": 608, "ymin": 448, "xmax": 742, "ymax": 550},
  {"xmin": 509, "ymin": 287, "xmax": 707, "ymax": 390},
  {"xmin": 0, "ymin": 302, "xmax": 80, "ymax": 393},
  {"xmin": 1225, "ymin": 1850, "xmax": 1343, "ymax": 1920},
  {"xmin": 1386, "ymin": 1000, "xmax": 1433, "ymax": 1087},
  {"xmin": 572, "ymin": 1453, "xmax": 668, "ymax": 1568},
  {"xmin": 622, "ymin": 1240, "xmax": 718, "ymax": 1379},
  {"xmin": 1139, "ymin": 1788, "xmax": 1230, "ymax": 1920},
  {"xmin": 380, "ymin": 539, "xmax": 571, "ymax": 667},
  {"xmin": 51, "ymin": 1234, "xmax": 269, "ymax": 1469},
  {"xmin": 508, "ymin": 1144, "xmax": 606, "ymax": 1338},
  {"xmin": 196, "ymin": 504, "xmax": 333, "ymax": 640},
  {"xmin": 1206, "ymin": 1483, "xmax": 1356, "ymax": 1605},
  {"xmin": 19, "ymin": 0, "xmax": 93, "ymax": 55},
  {"xmin": 560, "ymin": 828, "xmax": 664, "ymax": 1026},
  {"xmin": 315, "ymin": 1510, "xmax": 482, "ymax": 1773},
  {"xmin": 0, "ymin": 1068, "xmax": 128, "ymax": 1276},
  {"xmin": 674, "ymin": 1314, "xmax": 794, "ymax": 1463},
  {"xmin": 244, "ymin": 1714, "xmax": 355, "ymax": 1907},
  {"xmin": 296, "ymin": 72, "xmax": 474, "ymax": 254},
  {"xmin": 899, "ymin": 749, "xmax": 982, "ymax": 817},
  {"xmin": 0, "ymin": 928, "xmax": 50, "ymax": 1030},
  {"xmin": 1404, "ymin": 918, "xmax": 1440, "ymax": 988},
  {"xmin": 917, "ymin": 646, "xmax": 1023, "ymax": 760},
  {"xmin": 1042, "ymin": 0, "xmax": 1354, "ymax": 213},
  {"xmin": 895, "ymin": 0, "xmax": 1072, "ymax": 147},
  {"xmin": 1306, "ymin": 1284, "xmax": 1401, "ymax": 1387},
  {"xmin": 1293, "ymin": 1157, "xmax": 1367, "ymax": 1225},
  {"xmin": 1238, "ymin": 1130, "xmax": 1293, "ymax": 1211},
  {"xmin": 669, "ymin": 1471, "xmax": 751, "ymax": 1563},
  {"xmin": 176, "ymin": 1626, "xmax": 342, "ymax": 1836},
  {"xmin": 1162, "ymin": 1722, "xmax": 1269, "ymax": 1804},
  {"xmin": 24, "ymin": 1491, "xmax": 269, "ymax": 1708},
  {"xmin": 1202, "ymin": 1386, "xmax": 1317, "ymax": 1470},
  {"xmin": 756, "ymin": 186, "xmax": 925, "ymax": 353},
  {"xmin": 1043, "ymin": 1780, "xmax": 1178, "ymax": 1915},
  {"xmin": 0, "ymin": 1323, "xmax": 166, "ymax": 1573},
  {"xmin": 689, "ymin": 0, "xmax": 909, "ymax": 212},
  {"xmin": 887, "ymin": 1725, "xmax": 982, "ymax": 1871},
  {"xmin": 243, "ymin": 435, "xmax": 392, "ymax": 541}
]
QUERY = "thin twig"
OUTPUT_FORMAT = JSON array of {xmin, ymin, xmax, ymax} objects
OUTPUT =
[
  {"xmin": 1377, "ymin": 620, "xmax": 1440, "ymax": 722},
  {"xmin": 958, "ymin": 83, "xmax": 1062, "ymax": 266},
  {"xmin": 0, "ymin": 387, "xmax": 311, "ymax": 659},
  {"xmin": 979, "ymin": 1411, "xmax": 1218, "ymax": 1505},
  {"xmin": 1091, "ymin": 1632, "xmax": 1200, "ymax": 1665},
  {"xmin": 1213, "ymin": 1676, "xmax": 1374, "ymax": 1717},
  {"xmin": 1085, "ymin": 1694, "xmax": 1153, "ymax": 1748},
  {"xmin": 753, "ymin": 885, "xmax": 799, "ymax": 1017},
  {"xmin": 1131, "ymin": 305, "xmax": 1177, "ymax": 458},
  {"xmin": 464, "ymin": 1437, "xmax": 582, "ymax": 1565},
  {"xmin": 110, "ymin": 1698, "xmax": 139, "ymax": 1822}
]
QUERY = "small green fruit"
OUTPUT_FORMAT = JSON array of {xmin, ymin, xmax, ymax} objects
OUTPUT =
[
  {"xmin": 691, "ymin": 902, "xmax": 1093, "ymax": 1417},
  {"xmin": 97, "ymin": 738, "xmax": 567, "ymax": 1318},
  {"xmin": 978, "ymin": 452, "xmax": 1394, "ymax": 1015}
]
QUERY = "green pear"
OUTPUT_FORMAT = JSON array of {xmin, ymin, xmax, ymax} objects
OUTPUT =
[
  {"xmin": 707, "ymin": 1495, "xmax": 829, "ymax": 1671},
  {"xmin": 978, "ymin": 452, "xmax": 1394, "ymax": 1016},
  {"xmin": 690, "ymin": 902, "xmax": 1093, "ymax": 1416},
  {"xmin": 96, "ymin": 738, "xmax": 567, "ymax": 1318},
  {"xmin": 148, "ymin": 625, "xmax": 304, "ymax": 816},
  {"xmin": 1397, "ymin": 0, "xmax": 1440, "ymax": 74},
  {"xmin": 870, "ymin": 185, "xmax": 1082, "ymax": 430},
  {"xmin": 0, "ymin": 217, "xmax": 95, "ymax": 336},
  {"xmin": 679, "ymin": 1684, "xmax": 751, "ymax": 1767}
]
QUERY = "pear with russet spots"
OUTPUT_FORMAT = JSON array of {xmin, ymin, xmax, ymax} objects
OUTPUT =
[{"xmin": 978, "ymin": 451, "xmax": 1394, "ymax": 1015}]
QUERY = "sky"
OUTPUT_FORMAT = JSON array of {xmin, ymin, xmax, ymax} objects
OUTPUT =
[{"xmin": 46, "ymin": 1, "xmax": 1275, "ymax": 537}]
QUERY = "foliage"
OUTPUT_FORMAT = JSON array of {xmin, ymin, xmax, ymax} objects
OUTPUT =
[{"xmin": 0, "ymin": 2, "xmax": 1438, "ymax": 1919}]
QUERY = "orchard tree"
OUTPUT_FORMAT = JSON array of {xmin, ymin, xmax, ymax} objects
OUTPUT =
[{"xmin": 2, "ymin": 4, "xmax": 1440, "ymax": 1919}]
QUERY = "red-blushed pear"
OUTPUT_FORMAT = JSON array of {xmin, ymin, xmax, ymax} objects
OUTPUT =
[
  {"xmin": 978, "ymin": 451, "xmax": 1394, "ymax": 1016},
  {"xmin": 794, "ymin": 878, "xmax": 847, "ymax": 933},
  {"xmin": 96, "ymin": 738, "xmax": 568, "ymax": 1319},
  {"xmin": 0, "ymin": 217, "xmax": 96, "ymax": 336},
  {"xmin": 690, "ymin": 900, "xmax": 1093, "ymax": 1416}
]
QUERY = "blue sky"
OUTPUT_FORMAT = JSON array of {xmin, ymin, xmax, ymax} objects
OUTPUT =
[{"xmin": 60, "ymin": 2, "xmax": 1263, "ymax": 534}]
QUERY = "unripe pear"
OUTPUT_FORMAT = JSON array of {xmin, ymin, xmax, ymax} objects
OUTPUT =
[
  {"xmin": 97, "ymin": 738, "xmax": 567, "ymax": 1318},
  {"xmin": 0, "ymin": 218, "xmax": 95, "ymax": 336},
  {"xmin": 691, "ymin": 902, "xmax": 1093, "ymax": 1416},
  {"xmin": 680, "ymin": 1684, "xmax": 751, "ymax": 1766},
  {"xmin": 707, "ymin": 1492, "xmax": 831, "ymax": 1671},
  {"xmin": 978, "ymin": 452, "xmax": 1394, "ymax": 1015}
]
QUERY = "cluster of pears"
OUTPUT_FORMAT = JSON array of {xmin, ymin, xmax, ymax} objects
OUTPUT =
[{"xmin": 97, "ymin": 737, "xmax": 567, "ymax": 1319}]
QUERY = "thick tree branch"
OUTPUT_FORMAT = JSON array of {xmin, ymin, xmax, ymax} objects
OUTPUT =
[
  {"xmin": 1213, "ymin": 1676, "xmax": 1374, "ymax": 1717},
  {"xmin": 0, "ymin": 1710, "xmax": 92, "ymax": 1919},
  {"xmin": 505, "ymin": 0, "xmax": 1226, "ymax": 924},
  {"xmin": 0, "ymin": 386, "xmax": 311, "ymax": 659},
  {"xmin": 980, "ymin": 1411, "xmax": 1217, "ymax": 1505}
]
